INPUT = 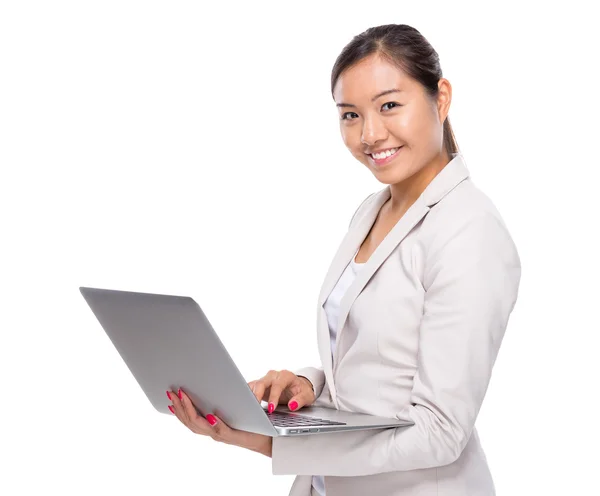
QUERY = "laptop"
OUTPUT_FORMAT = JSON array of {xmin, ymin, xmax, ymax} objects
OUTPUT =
[{"xmin": 79, "ymin": 286, "xmax": 414, "ymax": 437}]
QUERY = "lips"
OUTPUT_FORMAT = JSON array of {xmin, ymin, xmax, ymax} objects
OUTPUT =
[{"xmin": 368, "ymin": 146, "xmax": 404, "ymax": 167}]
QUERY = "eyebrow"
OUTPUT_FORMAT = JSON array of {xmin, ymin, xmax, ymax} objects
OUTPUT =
[{"xmin": 336, "ymin": 88, "xmax": 403, "ymax": 108}]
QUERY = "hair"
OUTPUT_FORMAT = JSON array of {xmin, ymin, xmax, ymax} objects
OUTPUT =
[{"xmin": 330, "ymin": 24, "xmax": 459, "ymax": 156}]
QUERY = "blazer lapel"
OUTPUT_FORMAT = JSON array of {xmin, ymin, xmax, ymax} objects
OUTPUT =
[
  {"xmin": 332, "ymin": 191, "xmax": 430, "ymax": 370},
  {"xmin": 315, "ymin": 153, "xmax": 470, "ymax": 398},
  {"xmin": 317, "ymin": 191, "xmax": 390, "ymax": 308},
  {"xmin": 313, "ymin": 191, "xmax": 388, "ymax": 406}
]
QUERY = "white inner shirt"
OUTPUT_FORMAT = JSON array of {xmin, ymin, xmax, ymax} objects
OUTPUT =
[{"xmin": 312, "ymin": 250, "xmax": 365, "ymax": 496}]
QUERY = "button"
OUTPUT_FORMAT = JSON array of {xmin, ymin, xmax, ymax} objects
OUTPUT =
[{"xmin": 309, "ymin": 429, "xmax": 320, "ymax": 433}]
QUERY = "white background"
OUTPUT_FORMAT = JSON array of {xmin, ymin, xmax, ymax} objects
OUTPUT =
[{"xmin": 1, "ymin": 1, "xmax": 598, "ymax": 494}]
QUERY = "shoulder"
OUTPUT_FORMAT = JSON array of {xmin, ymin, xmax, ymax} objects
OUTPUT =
[
  {"xmin": 429, "ymin": 178, "xmax": 504, "ymax": 223},
  {"xmin": 419, "ymin": 178, "xmax": 520, "ymax": 266},
  {"xmin": 423, "ymin": 177, "xmax": 511, "ymax": 234}
]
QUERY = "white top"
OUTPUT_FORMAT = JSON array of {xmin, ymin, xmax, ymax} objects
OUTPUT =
[{"xmin": 312, "ymin": 250, "xmax": 365, "ymax": 496}]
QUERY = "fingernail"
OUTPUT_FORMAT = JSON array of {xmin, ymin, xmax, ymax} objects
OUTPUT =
[
  {"xmin": 268, "ymin": 403, "xmax": 275, "ymax": 413},
  {"xmin": 289, "ymin": 401, "xmax": 298, "ymax": 411},
  {"xmin": 178, "ymin": 389, "xmax": 182, "ymax": 400},
  {"xmin": 168, "ymin": 405, "xmax": 174, "ymax": 414},
  {"xmin": 206, "ymin": 414, "xmax": 217, "ymax": 426},
  {"xmin": 166, "ymin": 391, "xmax": 172, "ymax": 401}
]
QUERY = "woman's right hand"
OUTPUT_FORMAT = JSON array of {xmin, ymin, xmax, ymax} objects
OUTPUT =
[{"xmin": 248, "ymin": 369, "xmax": 316, "ymax": 413}]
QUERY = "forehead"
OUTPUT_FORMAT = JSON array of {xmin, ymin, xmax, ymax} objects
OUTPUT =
[{"xmin": 333, "ymin": 54, "xmax": 413, "ymax": 102}]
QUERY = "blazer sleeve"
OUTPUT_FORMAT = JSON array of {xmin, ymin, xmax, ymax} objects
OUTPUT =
[
  {"xmin": 272, "ymin": 213, "xmax": 522, "ymax": 476},
  {"xmin": 295, "ymin": 366, "xmax": 325, "ymax": 399}
]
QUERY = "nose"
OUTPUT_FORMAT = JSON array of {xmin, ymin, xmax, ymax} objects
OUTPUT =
[{"xmin": 360, "ymin": 114, "xmax": 388, "ymax": 147}]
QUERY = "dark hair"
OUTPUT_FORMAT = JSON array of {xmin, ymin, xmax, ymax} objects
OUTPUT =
[{"xmin": 331, "ymin": 24, "xmax": 459, "ymax": 156}]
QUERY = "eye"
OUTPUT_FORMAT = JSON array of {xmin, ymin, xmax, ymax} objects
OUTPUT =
[
  {"xmin": 341, "ymin": 112, "xmax": 359, "ymax": 120},
  {"xmin": 382, "ymin": 102, "xmax": 401, "ymax": 111}
]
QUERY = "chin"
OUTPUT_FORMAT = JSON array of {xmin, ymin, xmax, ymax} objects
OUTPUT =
[{"xmin": 370, "ymin": 166, "xmax": 412, "ymax": 185}]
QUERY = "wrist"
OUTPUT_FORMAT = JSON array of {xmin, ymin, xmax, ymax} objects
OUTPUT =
[
  {"xmin": 297, "ymin": 375, "xmax": 314, "ymax": 392},
  {"xmin": 247, "ymin": 435, "xmax": 272, "ymax": 458},
  {"xmin": 263, "ymin": 437, "xmax": 273, "ymax": 457},
  {"xmin": 259, "ymin": 436, "xmax": 272, "ymax": 458}
]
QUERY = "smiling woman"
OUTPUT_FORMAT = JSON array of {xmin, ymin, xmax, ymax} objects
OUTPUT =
[{"xmin": 167, "ymin": 23, "xmax": 521, "ymax": 496}]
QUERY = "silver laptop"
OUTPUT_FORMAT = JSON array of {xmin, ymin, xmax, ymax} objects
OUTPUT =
[{"xmin": 79, "ymin": 287, "xmax": 413, "ymax": 437}]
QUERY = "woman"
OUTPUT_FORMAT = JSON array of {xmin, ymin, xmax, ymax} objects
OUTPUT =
[{"xmin": 167, "ymin": 24, "xmax": 521, "ymax": 496}]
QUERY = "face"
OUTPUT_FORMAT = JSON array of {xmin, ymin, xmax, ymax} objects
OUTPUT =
[{"xmin": 333, "ymin": 53, "xmax": 452, "ymax": 188}]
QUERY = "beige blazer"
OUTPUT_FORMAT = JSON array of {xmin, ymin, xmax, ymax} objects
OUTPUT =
[{"xmin": 271, "ymin": 153, "xmax": 521, "ymax": 496}]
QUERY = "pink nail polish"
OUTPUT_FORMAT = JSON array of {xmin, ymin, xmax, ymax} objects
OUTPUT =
[
  {"xmin": 178, "ymin": 389, "xmax": 182, "ymax": 400},
  {"xmin": 166, "ymin": 391, "xmax": 172, "ymax": 401},
  {"xmin": 268, "ymin": 403, "xmax": 275, "ymax": 413},
  {"xmin": 206, "ymin": 414, "xmax": 217, "ymax": 426},
  {"xmin": 289, "ymin": 401, "xmax": 298, "ymax": 411},
  {"xmin": 168, "ymin": 405, "xmax": 174, "ymax": 414}
]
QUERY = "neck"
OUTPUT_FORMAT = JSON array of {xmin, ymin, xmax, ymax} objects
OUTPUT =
[{"xmin": 387, "ymin": 150, "xmax": 452, "ymax": 214}]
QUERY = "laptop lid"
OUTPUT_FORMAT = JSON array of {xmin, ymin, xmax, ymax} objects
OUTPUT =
[{"xmin": 79, "ymin": 287, "xmax": 277, "ymax": 437}]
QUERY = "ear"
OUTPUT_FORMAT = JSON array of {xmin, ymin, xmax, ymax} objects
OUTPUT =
[{"xmin": 436, "ymin": 77, "xmax": 452, "ymax": 124}]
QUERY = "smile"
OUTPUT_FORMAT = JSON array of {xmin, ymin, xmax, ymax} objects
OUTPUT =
[{"xmin": 368, "ymin": 146, "xmax": 404, "ymax": 166}]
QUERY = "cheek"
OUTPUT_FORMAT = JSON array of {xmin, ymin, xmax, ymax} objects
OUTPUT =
[
  {"xmin": 410, "ymin": 105, "xmax": 440, "ymax": 144},
  {"xmin": 392, "ymin": 105, "xmax": 434, "ymax": 142},
  {"xmin": 340, "ymin": 126, "xmax": 362, "ymax": 151}
]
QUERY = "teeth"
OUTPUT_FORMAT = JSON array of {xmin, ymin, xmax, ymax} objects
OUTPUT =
[{"xmin": 372, "ymin": 147, "xmax": 398, "ymax": 159}]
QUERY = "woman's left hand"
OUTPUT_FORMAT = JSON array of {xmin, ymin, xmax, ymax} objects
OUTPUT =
[{"xmin": 167, "ymin": 388, "xmax": 272, "ymax": 457}]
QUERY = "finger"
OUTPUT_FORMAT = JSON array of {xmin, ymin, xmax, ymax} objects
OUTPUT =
[
  {"xmin": 179, "ymin": 389, "xmax": 200, "ymax": 421},
  {"xmin": 168, "ymin": 389, "xmax": 188, "ymax": 423},
  {"xmin": 170, "ymin": 389, "xmax": 190, "ymax": 420},
  {"xmin": 175, "ymin": 388, "xmax": 193, "ymax": 423},
  {"xmin": 252, "ymin": 381, "xmax": 270, "ymax": 404},
  {"xmin": 167, "ymin": 389, "xmax": 181, "ymax": 412},
  {"xmin": 287, "ymin": 388, "xmax": 315, "ymax": 411},
  {"xmin": 254, "ymin": 369, "xmax": 280, "ymax": 403},
  {"xmin": 170, "ymin": 389, "xmax": 198, "ymax": 427},
  {"xmin": 267, "ymin": 371, "xmax": 294, "ymax": 413},
  {"xmin": 177, "ymin": 389, "xmax": 217, "ymax": 436},
  {"xmin": 204, "ymin": 413, "xmax": 232, "ymax": 442},
  {"xmin": 247, "ymin": 381, "xmax": 260, "ymax": 403},
  {"xmin": 286, "ymin": 376, "xmax": 315, "ymax": 411},
  {"xmin": 166, "ymin": 389, "xmax": 176, "ymax": 414}
]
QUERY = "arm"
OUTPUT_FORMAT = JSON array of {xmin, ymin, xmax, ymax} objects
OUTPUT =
[{"xmin": 272, "ymin": 213, "xmax": 521, "ymax": 476}]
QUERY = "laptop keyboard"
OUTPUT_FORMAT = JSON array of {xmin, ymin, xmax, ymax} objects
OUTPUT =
[{"xmin": 267, "ymin": 410, "xmax": 346, "ymax": 427}]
